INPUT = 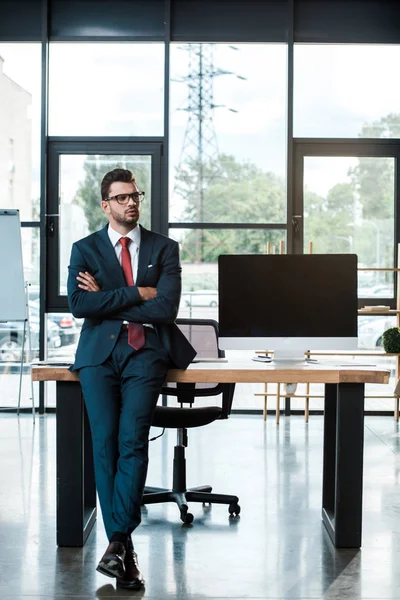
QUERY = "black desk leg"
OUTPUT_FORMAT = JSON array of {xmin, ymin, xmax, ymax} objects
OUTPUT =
[
  {"xmin": 322, "ymin": 382, "xmax": 365, "ymax": 548},
  {"xmin": 56, "ymin": 381, "xmax": 97, "ymax": 547}
]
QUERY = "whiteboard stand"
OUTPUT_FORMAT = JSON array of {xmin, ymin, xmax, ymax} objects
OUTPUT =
[{"xmin": 17, "ymin": 282, "xmax": 35, "ymax": 423}]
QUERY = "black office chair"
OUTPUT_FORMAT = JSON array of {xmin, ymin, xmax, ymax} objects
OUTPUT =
[{"xmin": 143, "ymin": 318, "xmax": 240, "ymax": 524}]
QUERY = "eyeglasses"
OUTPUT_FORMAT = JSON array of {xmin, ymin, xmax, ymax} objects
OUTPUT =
[{"xmin": 106, "ymin": 191, "xmax": 145, "ymax": 205}]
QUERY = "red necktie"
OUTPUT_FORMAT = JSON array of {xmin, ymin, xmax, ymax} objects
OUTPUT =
[{"xmin": 119, "ymin": 237, "xmax": 145, "ymax": 350}]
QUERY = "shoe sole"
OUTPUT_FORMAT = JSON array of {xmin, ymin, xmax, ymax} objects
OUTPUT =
[
  {"xmin": 96, "ymin": 556, "xmax": 125, "ymax": 579},
  {"xmin": 116, "ymin": 579, "xmax": 145, "ymax": 590}
]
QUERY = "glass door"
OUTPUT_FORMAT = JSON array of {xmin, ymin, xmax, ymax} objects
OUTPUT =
[{"xmin": 47, "ymin": 139, "xmax": 163, "ymax": 312}]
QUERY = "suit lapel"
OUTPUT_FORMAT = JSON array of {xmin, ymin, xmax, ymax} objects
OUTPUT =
[
  {"xmin": 95, "ymin": 225, "xmax": 126, "ymax": 288},
  {"xmin": 136, "ymin": 226, "xmax": 155, "ymax": 285}
]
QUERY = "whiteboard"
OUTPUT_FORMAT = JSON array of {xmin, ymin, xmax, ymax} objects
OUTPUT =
[{"xmin": 0, "ymin": 209, "xmax": 27, "ymax": 321}]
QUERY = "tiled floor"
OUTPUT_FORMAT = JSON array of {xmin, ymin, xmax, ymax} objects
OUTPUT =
[{"xmin": 1, "ymin": 412, "xmax": 400, "ymax": 599}]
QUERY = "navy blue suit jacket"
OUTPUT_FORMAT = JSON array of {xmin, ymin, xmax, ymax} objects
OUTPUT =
[{"xmin": 67, "ymin": 224, "xmax": 196, "ymax": 371}]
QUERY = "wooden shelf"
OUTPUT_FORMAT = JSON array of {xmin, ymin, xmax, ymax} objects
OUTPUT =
[
  {"xmin": 358, "ymin": 309, "xmax": 400, "ymax": 315},
  {"xmin": 358, "ymin": 267, "xmax": 400, "ymax": 271}
]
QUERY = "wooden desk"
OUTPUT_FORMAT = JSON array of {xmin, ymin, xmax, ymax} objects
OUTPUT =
[{"xmin": 33, "ymin": 361, "xmax": 389, "ymax": 549}]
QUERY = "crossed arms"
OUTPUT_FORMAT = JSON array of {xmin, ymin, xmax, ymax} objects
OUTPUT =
[{"xmin": 67, "ymin": 241, "xmax": 181, "ymax": 324}]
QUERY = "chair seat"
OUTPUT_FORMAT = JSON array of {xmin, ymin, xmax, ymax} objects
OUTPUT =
[{"xmin": 152, "ymin": 405, "xmax": 222, "ymax": 429}]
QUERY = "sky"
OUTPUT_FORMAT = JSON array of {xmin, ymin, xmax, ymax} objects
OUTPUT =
[{"xmin": 1, "ymin": 42, "xmax": 400, "ymax": 207}]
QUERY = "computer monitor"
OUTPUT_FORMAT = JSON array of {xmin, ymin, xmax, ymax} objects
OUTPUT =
[{"xmin": 218, "ymin": 254, "xmax": 358, "ymax": 362}]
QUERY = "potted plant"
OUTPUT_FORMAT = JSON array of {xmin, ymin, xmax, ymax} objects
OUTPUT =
[{"xmin": 382, "ymin": 327, "xmax": 400, "ymax": 353}]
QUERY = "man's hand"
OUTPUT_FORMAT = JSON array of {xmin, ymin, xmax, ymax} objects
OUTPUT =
[
  {"xmin": 138, "ymin": 287, "xmax": 157, "ymax": 301},
  {"xmin": 76, "ymin": 272, "xmax": 101, "ymax": 292}
]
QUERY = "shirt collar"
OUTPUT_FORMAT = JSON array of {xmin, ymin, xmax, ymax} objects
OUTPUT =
[{"xmin": 108, "ymin": 224, "xmax": 141, "ymax": 249}]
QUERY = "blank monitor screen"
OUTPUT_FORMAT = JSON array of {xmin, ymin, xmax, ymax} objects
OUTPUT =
[{"xmin": 218, "ymin": 254, "xmax": 358, "ymax": 343}]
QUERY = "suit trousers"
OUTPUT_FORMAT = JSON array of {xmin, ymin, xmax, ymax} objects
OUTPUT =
[{"xmin": 78, "ymin": 327, "xmax": 169, "ymax": 540}]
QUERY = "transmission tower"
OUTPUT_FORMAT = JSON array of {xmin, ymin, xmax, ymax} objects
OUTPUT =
[{"xmin": 174, "ymin": 44, "xmax": 244, "ymax": 261}]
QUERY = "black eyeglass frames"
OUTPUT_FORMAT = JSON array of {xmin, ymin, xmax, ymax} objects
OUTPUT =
[{"xmin": 106, "ymin": 191, "xmax": 145, "ymax": 205}]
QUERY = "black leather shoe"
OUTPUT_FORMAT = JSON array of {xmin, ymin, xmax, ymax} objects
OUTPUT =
[
  {"xmin": 96, "ymin": 541, "xmax": 126, "ymax": 579},
  {"xmin": 116, "ymin": 539, "xmax": 145, "ymax": 590}
]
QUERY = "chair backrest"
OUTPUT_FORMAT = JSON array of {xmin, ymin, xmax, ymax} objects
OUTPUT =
[
  {"xmin": 176, "ymin": 319, "xmax": 223, "ymax": 359},
  {"xmin": 161, "ymin": 318, "xmax": 235, "ymax": 419}
]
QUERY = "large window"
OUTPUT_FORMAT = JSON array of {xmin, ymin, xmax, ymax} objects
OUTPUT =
[
  {"xmin": 2, "ymin": 8, "xmax": 399, "ymax": 415},
  {"xmin": 49, "ymin": 43, "xmax": 165, "ymax": 136},
  {"xmin": 170, "ymin": 43, "xmax": 287, "ymax": 223}
]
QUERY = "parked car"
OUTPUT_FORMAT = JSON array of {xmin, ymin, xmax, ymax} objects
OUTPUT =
[
  {"xmin": 29, "ymin": 300, "xmax": 79, "ymax": 347},
  {"xmin": 51, "ymin": 313, "xmax": 80, "ymax": 346},
  {"xmin": 0, "ymin": 314, "xmax": 61, "ymax": 362},
  {"xmin": 358, "ymin": 315, "xmax": 396, "ymax": 349},
  {"xmin": 358, "ymin": 285, "xmax": 393, "ymax": 298},
  {"xmin": 182, "ymin": 289, "xmax": 219, "ymax": 307}
]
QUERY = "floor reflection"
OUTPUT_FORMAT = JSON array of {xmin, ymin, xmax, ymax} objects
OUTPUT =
[{"xmin": 1, "ymin": 414, "xmax": 400, "ymax": 599}]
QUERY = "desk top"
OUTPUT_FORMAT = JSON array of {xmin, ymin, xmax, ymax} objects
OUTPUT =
[{"xmin": 32, "ymin": 360, "xmax": 390, "ymax": 385}]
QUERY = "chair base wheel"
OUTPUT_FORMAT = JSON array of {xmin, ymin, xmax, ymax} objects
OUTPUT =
[
  {"xmin": 143, "ymin": 484, "xmax": 239, "ymax": 524},
  {"xmin": 180, "ymin": 509, "xmax": 194, "ymax": 524},
  {"xmin": 229, "ymin": 502, "xmax": 241, "ymax": 517}
]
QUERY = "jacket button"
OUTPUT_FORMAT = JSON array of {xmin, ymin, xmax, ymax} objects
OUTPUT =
[{"xmin": 110, "ymin": 334, "xmax": 115, "ymax": 339}]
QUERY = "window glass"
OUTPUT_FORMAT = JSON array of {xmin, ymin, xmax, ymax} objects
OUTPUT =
[
  {"xmin": 0, "ymin": 44, "xmax": 41, "ymax": 220},
  {"xmin": 49, "ymin": 43, "xmax": 164, "ymax": 136},
  {"xmin": 294, "ymin": 45, "xmax": 400, "ymax": 138},
  {"xmin": 169, "ymin": 43, "xmax": 287, "ymax": 223},
  {"xmin": 44, "ymin": 311, "xmax": 81, "ymax": 409},
  {"xmin": 170, "ymin": 227, "xmax": 286, "ymax": 320}
]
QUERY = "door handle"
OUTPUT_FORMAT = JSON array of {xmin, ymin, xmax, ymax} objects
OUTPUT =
[
  {"xmin": 292, "ymin": 215, "xmax": 302, "ymax": 234},
  {"xmin": 46, "ymin": 214, "xmax": 58, "ymax": 236}
]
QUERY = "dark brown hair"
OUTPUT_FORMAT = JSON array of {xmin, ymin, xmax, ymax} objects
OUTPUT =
[{"xmin": 101, "ymin": 168, "xmax": 136, "ymax": 201}]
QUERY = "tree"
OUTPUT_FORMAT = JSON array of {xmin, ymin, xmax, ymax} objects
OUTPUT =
[
  {"xmin": 304, "ymin": 184, "xmax": 356, "ymax": 254},
  {"xmin": 350, "ymin": 113, "xmax": 398, "ymax": 271},
  {"xmin": 175, "ymin": 154, "xmax": 287, "ymax": 262},
  {"xmin": 75, "ymin": 156, "xmax": 151, "ymax": 233}
]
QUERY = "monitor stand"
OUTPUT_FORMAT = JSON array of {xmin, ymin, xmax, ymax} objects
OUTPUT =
[{"xmin": 271, "ymin": 349, "xmax": 315, "ymax": 365}]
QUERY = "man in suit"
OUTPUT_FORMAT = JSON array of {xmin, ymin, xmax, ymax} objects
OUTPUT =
[{"xmin": 67, "ymin": 168, "xmax": 196, "ymax": 590}]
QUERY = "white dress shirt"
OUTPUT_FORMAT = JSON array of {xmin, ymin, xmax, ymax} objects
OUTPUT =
[
  {"xmin": 107, "ymin": 224, "xmax": 152, "ymax": 328},
  {"xmin": 108, "ymin": 223, "xmax": 140, "ymax": 280}
]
